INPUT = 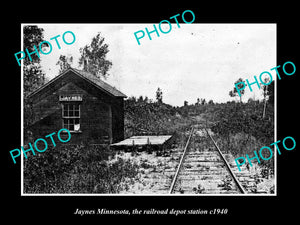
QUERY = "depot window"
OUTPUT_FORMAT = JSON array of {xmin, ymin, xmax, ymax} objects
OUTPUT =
[{"xmin": 62, "ymin": 103, "xmax": 81, "ymax": 132}]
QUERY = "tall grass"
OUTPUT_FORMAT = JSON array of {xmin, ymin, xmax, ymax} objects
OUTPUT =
[
  {"xmin": 210, "ymin": 101, "xmax": 274, "ymax": 176},
  {"xmin": 23, "ymin": 144, "xmax": 139, "ymax": 193}
]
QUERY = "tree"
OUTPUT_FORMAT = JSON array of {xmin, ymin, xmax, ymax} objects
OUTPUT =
[
  {"xmin": 208, "ymin": 99, "xmax": 214, "ymax": 104},
  {"xmin": 23, "ymin": 25, "xmax": 48, "ymax": 97},
  {"xmin": 247, "ymin": 98, "xmax": 255, "ymax": 104},
  {"xmin": 267, "ymin": 81, "xmax": 274, "ymax": 106},
  {"xmin": 78, "ymin": 32, "xmax": 112, "ymax": 79},
  {"xmin": 138, "ymin": 95, "xmax": 144, "ymax": 102},
  {"xmin": 261, "ymin": 77, "xmax": 270, "ymax": 118},
  {"xmin": 201, "ymin": 98, "xmax": 206, "ymax": 105},
  {"xmin": 56, "ymin": 55, "xmax": 73, "ymax": 73},
  {"xmin": 144, "ymin": 96, "xmax": 149, "ymax": 103},
  {"xmin": 156, "ymin": 87, "xmax": 163, "ymax": 103},
  {"xmin": 23, "ymin": 26, "xmax": 48, "ymax": 131},
  {"xmin": 262, "ymin": 79, "xmax": 274, "ymax": 118},
  {"xmin": 229, "ymin": 78, "xmax": 247, "ymax": 102}
]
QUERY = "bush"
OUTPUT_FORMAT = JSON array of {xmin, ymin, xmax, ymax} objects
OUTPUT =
[
  {"xmin": 125, "ymin": 98, "xmax": 193, "ymax": 137},
  {"xmin": 23, "ymin": 144, "xmax": 139, "ymax": 193},
  {"xmin": 210, "ymin": 101, "xmax": 274, "ymax": 173}
]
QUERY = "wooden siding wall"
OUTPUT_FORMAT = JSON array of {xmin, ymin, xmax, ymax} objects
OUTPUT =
[{"xmin": 28, "ymin": 71, "xmax": 124, "ymax": 144}]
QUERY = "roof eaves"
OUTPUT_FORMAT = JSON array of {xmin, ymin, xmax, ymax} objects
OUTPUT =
[
  {"xmin": 26, "ymin": 67, "xmax": 127, "ymax": 100},
  {"xmin": 26, "ymin": 68, "xmax": 73, "ymax": 100},
  {"xmin": 72, "ymin": 68, "xmax": 127, "ymax": 98}
]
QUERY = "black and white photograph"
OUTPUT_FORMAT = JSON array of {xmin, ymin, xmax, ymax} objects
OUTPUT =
[
  {"xmin": 21, "ymin": 23, "xmax": 276, "ymax": 195},
  {"xmin": 3, "ymin": 4, "xmax": 299, "ymax": 221}
]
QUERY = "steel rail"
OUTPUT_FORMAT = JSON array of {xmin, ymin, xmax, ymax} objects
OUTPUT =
[
  {"xmin": 169, "ymin": 126, "xmax": 195, "ymax": 194},
  {"xmin": 204, "ymin": 128, "xmax": 246, "ymax": 194}
]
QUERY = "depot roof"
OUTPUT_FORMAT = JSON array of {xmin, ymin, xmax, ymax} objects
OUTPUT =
[{"xmin": 26, "ymin": 67, "xmax": 127, "ymax": 99}]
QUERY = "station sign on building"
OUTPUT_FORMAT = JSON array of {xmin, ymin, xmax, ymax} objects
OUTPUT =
[{"xmin": 26, "ymin": 68, "xmax": 127, "ymax": 144}]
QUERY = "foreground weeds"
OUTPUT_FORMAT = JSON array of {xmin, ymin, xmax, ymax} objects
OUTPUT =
[{"xmin": 24, "ymin": 144, "xmax": 139, "ymax": 193}]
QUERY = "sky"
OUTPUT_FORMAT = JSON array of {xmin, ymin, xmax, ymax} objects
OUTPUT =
[{"xmin": 23, "ymin": 23, "xmax": 276, "ymax": 106}]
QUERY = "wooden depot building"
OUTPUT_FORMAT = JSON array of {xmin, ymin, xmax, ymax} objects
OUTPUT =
[{"xmin": 26, "ymin": 68, "xmax": 127, "ymax": 144}]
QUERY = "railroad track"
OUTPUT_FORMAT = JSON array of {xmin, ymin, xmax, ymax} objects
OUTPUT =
[{"xmin": 169, "ymin": 125, "xmax": 246, "ymax": 194}]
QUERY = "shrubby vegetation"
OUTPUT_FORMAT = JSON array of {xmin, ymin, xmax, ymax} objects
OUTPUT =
[
  {"xmin": 124, "ymin": 82, "xmax": 274, "ymax": 177},
  {"xmin": 210, "ymin": 101, "xmax": 274, "ymax": 174},
  {"xmin": 24, "ymin": 80, "xmax": 274, "ymax": 193},
  {"xmin": 124, "ymin": 96, "xmax": 193, "ymax": 138},
  {"xmin": 24, "ymin": 144, "xmax": 139, "ymax": 193},
  {"xmin": 210, "ymin": 82, "xmax": 274, "ymax": 176}
]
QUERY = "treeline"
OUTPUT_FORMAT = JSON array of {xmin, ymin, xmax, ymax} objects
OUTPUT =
[
  {"xmin": 124, "ymin": 96, "xmax": 193, "ymax": 138},
  {"xmin": 124, "ymin": 94, "xmax": 274, "ymax": 139},
  {"xmin": 210, "ymin": 100, "xmax": 274, "ymax": 175},
  {"xmin": 124, "ymin": 93, "xmax": 275, "ymax": 176}
]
